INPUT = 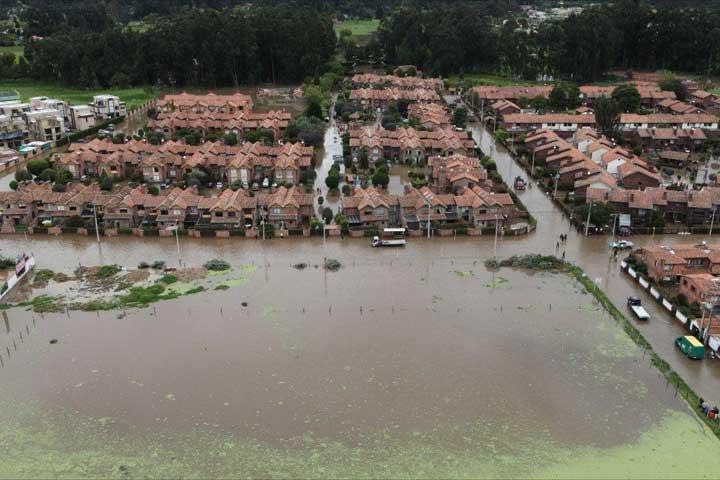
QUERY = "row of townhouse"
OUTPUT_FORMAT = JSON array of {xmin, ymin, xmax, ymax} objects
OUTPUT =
[
  {"xmin": 157, "ymin": 92, "xmax": 253, "ymax": 114},
  {"xmin": 0, "ymin": 182, "xmax": 314, "ymax": 232},
  {"xmin": 148, "ymin": 109, "xmax": 292, "ymax": 140},
  {"xmin": 587, "ymin": 186, "xmax": 720, "ymax": 229},
  {"xmin": 56, "ymin": 139, "xmax": 313, "ymax": 187},
  {"xmin": 634, "ymin": 243, "xmax": 720, "ymax": 282},
  {"xmin": 349, "ymin": 74, "xmax": 443, "ymax": 91},
  {"xmin": 429, "ymin": 154, "xmax": 491, "ymax": 193},
  {"xmin": 348, "ymin": 125, "xmax": 476, "ymax": 164},
  {"xmin": 524, "ymin": 128, "xmax": 660, "ymax": 193},
  {"xmin": 472, "ymin": 84, "xmax": 676, "ymax": 108},
  {"xmin": 656, "ymin": 98, "xmax": 705, "ymax": 115},
  {"xmin": 630, "ymin": 127, "xmax": 707, "ymax": 153},
  {"xmin": 340, "ymin": 185, "xmax": 520, "ymax": 231},
  {"xmin": 349, "ymin": 88, "xmax": 440, "ymax": 110},
  {"xmin": 502, "ymin": 114, "xmax": 596, "ymax": 138},
  {"xmin": 407, "ymin": 103, "xmax": 451, "ymax": 130}
]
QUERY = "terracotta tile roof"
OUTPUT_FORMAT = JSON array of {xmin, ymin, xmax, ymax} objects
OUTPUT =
[
  {"xmin": 620, "ymin": 113, "xmax": 718, "ymax": 125},
  {"xmin": 503, "ymin": 114, "xmax": 596, "ymax": 125},
  {"xmin": 472, "ymin": 86, "xmax": 553, "ymax": 101}
]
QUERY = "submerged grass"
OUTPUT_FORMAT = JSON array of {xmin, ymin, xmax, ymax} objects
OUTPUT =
[{"xmin": 492, "ymin": 254, "xmax": 720, "ymax": 442}]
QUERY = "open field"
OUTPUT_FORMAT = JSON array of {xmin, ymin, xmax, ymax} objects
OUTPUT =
[
  {"xmin": 334, "ymin": 18, "xmax": 380, "ymax": 38},
  {"xmin": 0, "ymin": 45, "xmax": 23, "ymax": 64},
  {"xmin": 0, "ymin": 81, "xmax": 157, "ymax": 110}
]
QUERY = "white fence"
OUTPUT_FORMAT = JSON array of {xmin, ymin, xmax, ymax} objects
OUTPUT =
[
  {"xmin": 0, "ymin": 255, "xmax": 35, "ymax": 302},
  {"xmin": 650, "ymin": 287, "xmax": 660, "ymax": 299},
  {"xmin": 676, "ymin": 311, "xmax": 688, "ymax": 325},
  {"xmin": 639, "ymin": 277, "xmax": 649, "ymax": 289}
]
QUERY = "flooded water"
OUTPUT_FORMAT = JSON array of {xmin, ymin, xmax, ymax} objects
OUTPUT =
[{"xmin": 1, "ymin": 237, "xmax": 720, "ymax": 476}]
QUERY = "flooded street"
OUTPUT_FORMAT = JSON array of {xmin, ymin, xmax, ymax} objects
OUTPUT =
[{"xmin": 1, "ymin": 124, "xmax": 720, "ymax": 476}]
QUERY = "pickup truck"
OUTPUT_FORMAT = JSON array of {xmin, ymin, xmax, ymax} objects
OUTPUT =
[
  {"xmin": 372, "ymin": 236, "xmax": 406, "ymax": 248},
  {"xmin": 627, "ymin": 296, "xmax": 650, "ymax": 320}
]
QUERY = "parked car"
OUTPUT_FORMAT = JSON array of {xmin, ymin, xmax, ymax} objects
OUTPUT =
[
  {"xmin": 262, "ymin": 178, "xmax": 269, "ymax": 188},
  {"xmin": 610, "ymin": 240, "xmax": 634, "ymax": 250}
]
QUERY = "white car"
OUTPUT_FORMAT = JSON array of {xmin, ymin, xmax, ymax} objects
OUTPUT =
[{"xmin": 610, "ymin": 240, "xmax": 634, "ymax": 249}]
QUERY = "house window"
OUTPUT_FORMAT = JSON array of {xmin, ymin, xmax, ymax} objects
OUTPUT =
[
  {"xmin": 160, "ymin": 209, "xmax": 168, "ymax": 215},
  {"xmin": 214, "ymin": 211, "xmax": 222, "ymax": 217},
  {"xmin": 120, "ymin": 208, "xmax": 128, "ymax": 214},
  {"xmin": 228, "ymin": 211, "xmax": 236, "ymax": 218},
  {"xmin": 272, "ymin": 207, "xmax": 282, "ymax": 214}
]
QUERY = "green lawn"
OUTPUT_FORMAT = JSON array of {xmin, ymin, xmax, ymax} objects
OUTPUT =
[
  {"xmin": 445, "ymin": 73, "xmax": 542, "ymax": 89},
  {"xmin": 0, "ymin": 81, "xmax": 157, "ymax": 110},
  {"xmin": 0, "ymin": 45, "xmax": 24, "ymax": 64},
  {"xmin": 334, "ymin": 19, "xmax": 380, "ymax": 38}
]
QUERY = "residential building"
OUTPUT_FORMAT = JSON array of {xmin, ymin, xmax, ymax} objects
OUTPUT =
[
  {"xmin": 679, "ymin": 273, "xmax": 720, "ymax": 307},
  {"xmin": 349, "ymin": 88, "xmax": 440, "ymax": 110},
  {"xmin": 407, "ymin": 103, "xmax": 451, "ymax": 130},
  {"xmin": 501, "ymin": 114, "xmax": 596, "ymax": 137},
  {"xmin": 619, "ymin": 114, "xmax": 719, "ymax": 131},
  {"xmin": 91, "ymin": 95, "xmax": 127, "ymax": 120},
  {"xmin": 350, "ymin": 74, "xmax": 443, "ymax": 91},
  {"xmin": 70, "ymin": 105, "xmax": 96, "ymax": 131},
  {"xmin": 157, "ymin": 92, "xmax": 253, "ymax": 114},
  {"xmin": 429, "ymin": 154, "xmax": 489, "ymax": 193},
  {"xmin": 634, "ymin": 243, "xmax": 720, "ymax": 282},
  {"xmin": 631, "ymin": 127, "xmax": 706, "ymax": 152},
  {"xmin": 340, "ymin": 187, "xmax": 400, "ymax": 229}
]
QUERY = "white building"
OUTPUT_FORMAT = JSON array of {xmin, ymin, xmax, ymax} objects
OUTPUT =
[
  {"xmin": 91, "ymin": 95, "xmax": 127, "ymax": 121},
  {"xmin": 70, "ymin": 105, "xmax": 96, "ymax": 131}
]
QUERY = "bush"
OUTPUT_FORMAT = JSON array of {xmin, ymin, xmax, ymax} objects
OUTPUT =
[
  {"xmin": 151, "ymin": 260, "xmax": 166, "ymax": 269},
  {"xmin": 138, "ymin": 262, "xmax": 150, "ymax": 269},
  {"xmin": 342, "ymin": 184, "xmax": 352, "ymax": 195},
  {"xmin": 96, "ymin": 264, "xmax": 121, "ymax": 278},
  {"xmin": 26, "ymin": 159, "xmax": 50, "ymax": 176},
  {"xmin": 204, "ymin": 259, "xmax": 231, "ymax": 271},
  {"xmin": 9, "ymin": 180, "xmax": 17, "ymax": 191},
  {"xmin": 159, "ymin": 274, "xmax": 178, "ymax": 284},
  {"xmin": 324, "ymin": 258, "xmax": 342, "ymax": 271},
  {"xmin": 148, "ymin": 185, "xmax": 160, "ymax": 195},
  {"xmin": 14, "ymin": 169, "xmax": 31, "ymax": 182},
  {"xmin": 100, "ymin": 176, "xmax": 113, "ymax": 191},
  {"xmin": 52, "ymin": 183, "xmax": 66, "ymax": 192},
  {"xmin": 325, "ymin": 173, "xmax": 339, "ymax": 189}
]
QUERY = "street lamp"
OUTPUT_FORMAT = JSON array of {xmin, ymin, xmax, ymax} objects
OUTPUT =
[{"xmin": 167, "ymin": 224, "xmax": 182, "ymax": 266}]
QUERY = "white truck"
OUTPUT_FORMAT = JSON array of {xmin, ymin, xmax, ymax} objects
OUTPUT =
[
  {"xmin": 627, "ymin": 296, "xmax": 650, "ymax": 320},
  {"xmin": 372, "ymin": 236, "xmax": 406, "ymax": 248}
]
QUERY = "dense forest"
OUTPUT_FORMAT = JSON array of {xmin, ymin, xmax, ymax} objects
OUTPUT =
[
  {"xmin": 379, "ymin": 0, "xmax": 720, "ymax": 82},
  {"xmin": 3, "ymin": 0, "xmax": 720, "ymax": 88}
]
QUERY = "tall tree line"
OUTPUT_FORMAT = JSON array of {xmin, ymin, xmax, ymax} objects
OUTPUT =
[
  {"xmin": 379, "ymin": 0, "xmax": 720, "ymax": 82},
  {"xmin": 20, "ymin": 6, "xmax": 336, "ymax": 88}
]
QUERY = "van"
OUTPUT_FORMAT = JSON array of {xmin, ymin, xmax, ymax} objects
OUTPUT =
[{"xmin": 675, "ymin": 335, "xmax": 704, "ymax": 360}]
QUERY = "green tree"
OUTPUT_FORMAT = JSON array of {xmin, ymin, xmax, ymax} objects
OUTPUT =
[
  {"xmin": 321, "ymin": 207, "xmax": 333, "ymax": 224},
  {"xmin": 39, "ymin": 168, "xmax": 57, "ymax": 182},
  {"xmin": 453, "ymin": 107, "xmax": 468, "ymax": 129},
  {"xmin": 594, "ymin": 95, "xmax": 619, "ymax": 137},
  {"xmin": 26, "ymin": 159, "xmax": 50, "ymax": 177},
  {"xmin": 575, "ymin": 202, "xmax": 614, "ymax": 227},
  {"xmin": 325, "ymin": 172, "xmax": 339, "ymax": 190},
  {"xmin": 100, "ymin": 176, "xmax": 114, "ymax": 191},
  {"xmin": 14, "ymin": 169, "xmax": 31, "ymax": 182},
  {"xmin": 371, "ymin": 166, "xmax": 390, "ymax": 187},
  {"xmin": 9, "ymin": 180, "xmax": 18, "ymax": 191},
  {"xmin": 659, "ymin": 76, "xmax": 688, "ymax": 101},
  {"xmin": 148, "ymin": 185, "xmax": 160, "ymax": 195},
  {"xmin": 611, "ymin": 84, "xmax": 641, "ymax": 113}
]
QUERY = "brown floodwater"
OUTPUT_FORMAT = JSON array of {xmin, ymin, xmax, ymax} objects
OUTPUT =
[{"xmin": 0, "ymin": 243, "xmax": 689, "ymax": 451}]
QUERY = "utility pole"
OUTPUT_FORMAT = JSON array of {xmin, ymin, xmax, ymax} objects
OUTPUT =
[
  {"xmin": 531, "ymin": 148, "xmax": 536, "ymax": 176},
  {"xmin": 427, "ymin": 200, "xmax": 431, "ymax": 239},
  {"xmin": 93, "ymin": 204, "xmax": 100, "ymax": 243},
  {"xmin": 584, "ymin": 202, "xmax": 593, "ymax": 236},
  {"xmin": 494, "ymin": 211, "xmax": 499, "ymax": 258},
  {"xmin": 710, "ymin": 206, "xmax": 717, "ymax": 237},
  {"xmin": 174, "ymin": 225, "xmax": 181, "ymax": 266},
  {"xmin": 553, "ymin": 174, "xmax": 559, "ymax": 199}
]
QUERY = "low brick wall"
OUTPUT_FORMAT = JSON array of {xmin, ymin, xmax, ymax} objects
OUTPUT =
[
  {"xmin": 245, "ymin": 228, "xmax": 257, "ymax": 238},
  {"xmin": 0, "ymin": 225, "xmax": 15, "ymax": 234},
  {"xmin": 327, "ymin": 228, "xmax": 341, "ymax": 237},
  {"xmin": 438, "ymin": 229, "xmax": 454, "ymax": 237},
  {"xmin": 132, "ymin": 228, "xmax": 144, "ymax": 237},
  {"xmin": 159, "ymin": 229, "xmax": 173, "ymax": 237},
  {"xmin": 215, "ymin": 230, "xmax": 230, "ymax": 238},
  {"xmin": 303, "ymin": 227, "xmax": 310, "ymax": 237},
  {"xmin": 48, "ymin": 226, "xmax": 62, "ymax": 236},
  {"xmin": 467, "ymin": 228, "xmax": 481, "ymax": 236},
  {"xmin": 349, "ymin": 229, "xmax": 365, "ymax": 238},
  {"xmin": 105, "ymin": 228, "xmax": 118, "ymax": 237},
  {"xmin": 408, "ymin": 229, "xmax": 422, "ymax": 237},
  {"xmin": 77, "ymin": 228, "xmax": 88, "ymax": 236},
  {"xmin": 187, "ymin": 229, "xmax": 201, "ymax": 238},
  {"xmin": 276, "ymin": 228, "xmax": 289, "ymax": 238}
]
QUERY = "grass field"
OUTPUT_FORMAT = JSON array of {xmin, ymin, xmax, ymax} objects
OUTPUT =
[
  {"xmin": 445, "ymin": 73, "xmax": 542, "ymax": 89},
  {"xmin": 0, "ymin": 45, "xmax": 24, "ymax": 64},
  {"xmin": 0, "ymin": 81, "xmax": 157, "ymax": 110},
  {"xmin": 334, "ymin": 18, "xmax": 380, "ymax": 38}
]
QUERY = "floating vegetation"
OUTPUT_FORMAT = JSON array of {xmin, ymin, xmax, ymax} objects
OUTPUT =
[
  {"xmin": 453, "ymin": 270, "xmax": 473, "ymax": 277},
  {"xmin": 33, "ymin": 269, "xmax": 55, "ymax": 283},
  {"xmin": 96, "ymin": 265, "xmax": 122, "ymax": 279},
  {"xmin": 486, "ymin": 254, "xmax": 566, "ymax": 271},
  {"xmin": 214, "ymin": 285, "xmax": 230, "ymax": 291},
  {"xmin": 20, "ymin": 295, "xmax": 64, "ymax": 313},
  {"xmin": 48, "ymin": 339, "xmax": 58, "ymax": 345},
  {"xmin": 204, "ymin": 259, "xmax": 231, "ymax": 271},
  {"xmin": 293, "ymin": 262, "xmax": 308, "ymax": 270},
  {"xmin": 323, "ymin": 259, "xmax": 342, "ymax": 271},
  {"xmin": 159, "ymin": 274, "xmax": 178, "ymax": 285},
  {"xmin": 485, "ymin": 276, "xmax": 509, "ymax": 289},
  {"xmin": 137, "ymin": 262, "xmax": 150, "ymax": 269},
  {"xmin": 151, "ymin": 261, "xmax": 166, "ymax": 270}
]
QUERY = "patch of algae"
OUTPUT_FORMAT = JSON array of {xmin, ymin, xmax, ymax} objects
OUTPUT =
[{"xmin": 1, "ymin": 397, "xmax": 718, "ymax": 479}]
